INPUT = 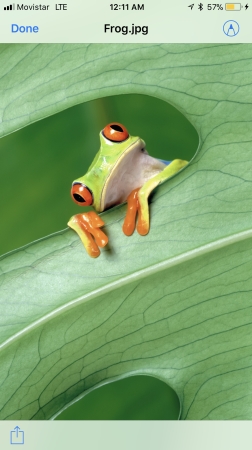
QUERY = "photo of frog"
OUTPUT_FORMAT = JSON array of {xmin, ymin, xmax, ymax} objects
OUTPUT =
[{"xmin": 2, "ymin": 44, "xmax": 249, "ymax": 423}]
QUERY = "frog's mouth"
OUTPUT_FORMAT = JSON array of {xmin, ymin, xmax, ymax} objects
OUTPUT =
[{"xmin": 100, "ymin": 139, "xmax": 165, "ymax": 212}]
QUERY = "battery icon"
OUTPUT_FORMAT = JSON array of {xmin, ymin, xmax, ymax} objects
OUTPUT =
[{"xmin": 225, "ymin": 3, "xmax": 241, "ymax": 10}]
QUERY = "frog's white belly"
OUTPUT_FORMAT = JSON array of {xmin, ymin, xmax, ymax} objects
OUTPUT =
[{"xmin": 103, "ymin": 147, "xmax": 166, "ymax": 211}]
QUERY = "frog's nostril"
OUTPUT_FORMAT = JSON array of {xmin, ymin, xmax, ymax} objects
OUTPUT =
[{"xmin": 71, "ymin": 183, "xmax": 93, "ymax": 206}]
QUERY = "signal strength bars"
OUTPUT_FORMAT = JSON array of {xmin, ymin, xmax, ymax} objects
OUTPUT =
[{"xmin": 4, "ymin": 3, "xmax": 15, "ymax": 10}]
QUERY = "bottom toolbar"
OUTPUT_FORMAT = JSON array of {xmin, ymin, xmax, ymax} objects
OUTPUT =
[{"xmin": 1, "ymin": 422, "xmax": 252, "ymax": 450}]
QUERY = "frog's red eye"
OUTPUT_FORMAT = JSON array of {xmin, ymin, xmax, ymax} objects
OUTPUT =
[
  {"xmin": 103, "ymin": 123, "xmax": 129, "ymax": 142},
  {"xmin": 71, "ymin": 183, "xmax": 93, "ymax": 206}
]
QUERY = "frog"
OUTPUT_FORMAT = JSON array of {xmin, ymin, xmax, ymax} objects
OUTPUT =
[{"xmin": 68, "ymin": 122, "xmax": 188, "ymax": 258}]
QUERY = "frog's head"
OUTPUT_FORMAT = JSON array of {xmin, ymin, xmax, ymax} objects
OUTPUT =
[{"xmin": 70, "ymin": 122, "xmax": 145, "ymax": 212}]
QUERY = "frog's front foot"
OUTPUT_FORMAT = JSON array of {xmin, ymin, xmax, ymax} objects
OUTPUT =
[
  {"xmin": 68, "ymin": 211, "xmax": 108, "ymax": 258},
  {"xmin": 123, "ymin": 188, "xmax": 150, "ymax": 236}
]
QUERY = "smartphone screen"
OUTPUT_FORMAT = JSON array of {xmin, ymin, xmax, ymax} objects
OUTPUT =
[{"xmin": 0, "ymin": 2, "xmax": 251, "ymax": 449}]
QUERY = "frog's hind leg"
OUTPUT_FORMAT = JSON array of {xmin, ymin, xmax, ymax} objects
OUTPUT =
[{"xmin": 136, "ymin": 159, "xmax": 188, "ymax": 235}]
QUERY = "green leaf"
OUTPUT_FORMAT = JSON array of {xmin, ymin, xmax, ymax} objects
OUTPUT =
[{"xmin": 1, "ymin": 43, "xmax": 252, "ymax": 420}]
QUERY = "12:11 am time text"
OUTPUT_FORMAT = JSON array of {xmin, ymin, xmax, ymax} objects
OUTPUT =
[{"xmin": 110, "ymin": 4, "xmax": 144, "ymax": 10}]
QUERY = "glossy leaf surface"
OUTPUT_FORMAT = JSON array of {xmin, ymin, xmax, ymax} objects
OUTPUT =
[{"xmin": 0, "ymin": 44, "xmax": 252, "ymax": 419}]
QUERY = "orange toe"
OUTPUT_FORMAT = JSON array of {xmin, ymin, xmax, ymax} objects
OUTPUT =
[{"xmin": 122, "ymin": 188, "xmax": 140, "ymax": 236}]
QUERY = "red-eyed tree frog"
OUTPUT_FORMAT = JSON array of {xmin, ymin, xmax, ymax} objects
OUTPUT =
[{"xmin": 68, "ymin": 123, "xmax": 188, "ymax": 257}]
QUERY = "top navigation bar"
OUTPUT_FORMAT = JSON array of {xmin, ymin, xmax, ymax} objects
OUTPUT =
[{"xmin": 0, "ymin": 1, "xmax": 251, "ymax": 42}]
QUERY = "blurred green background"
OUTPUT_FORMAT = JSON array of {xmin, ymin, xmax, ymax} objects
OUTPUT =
[{"xmin": 0, "ymin": 94, "xmax": 198, "ymax": 420}]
